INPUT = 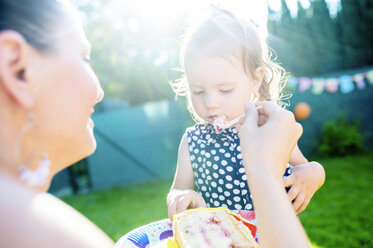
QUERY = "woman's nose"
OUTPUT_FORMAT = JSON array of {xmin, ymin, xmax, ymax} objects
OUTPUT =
[{"xmin": 96, "ymin": 84, "xmax": 104, "ymax": 103}]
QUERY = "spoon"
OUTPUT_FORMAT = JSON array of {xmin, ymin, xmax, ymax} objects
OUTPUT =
[{"xmin": 213, "ymin": 105, "xmax": 262, "ymax": 131}]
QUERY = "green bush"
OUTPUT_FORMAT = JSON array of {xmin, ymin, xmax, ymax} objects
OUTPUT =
[{"xmin": 319, "ymin": 115, "xmax": 363, "ymax": 156}]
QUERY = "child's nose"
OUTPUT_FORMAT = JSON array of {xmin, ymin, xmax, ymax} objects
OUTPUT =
[{"xmin": 204, "ymin": 93, "xmax": 219, "ymax": 110}]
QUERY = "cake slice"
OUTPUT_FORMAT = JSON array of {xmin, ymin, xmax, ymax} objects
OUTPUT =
[{"xmin": 172, "ymin": 208, "xmax": 258, "ymax": 248}]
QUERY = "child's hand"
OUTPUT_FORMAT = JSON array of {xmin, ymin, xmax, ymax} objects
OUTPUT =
[
  {"xmin": 283, "ymin": 162, "xmax": 325, "ymax": 214},
  {"xmin": 167, "ymin": 189, "xmax": 207, "ymax": 220}
]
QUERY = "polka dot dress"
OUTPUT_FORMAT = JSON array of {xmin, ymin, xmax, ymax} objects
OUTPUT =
[{"xmin": 187, "ymin": 123, "xmax": 292, "ymax": 210}]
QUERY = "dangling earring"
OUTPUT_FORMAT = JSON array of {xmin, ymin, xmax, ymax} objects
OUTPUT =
[
  {"xmin": 18, "ymin": 154, "xmax": 51, "ymax": 187},
  {"xmin": 14, "ymin": 111, "xmax": 51, "ymax": 187}
]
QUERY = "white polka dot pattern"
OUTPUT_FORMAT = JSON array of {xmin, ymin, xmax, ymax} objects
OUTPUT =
[{"xmin": 186, "ymin": 123, "xmax": 292, "ymax": 211}]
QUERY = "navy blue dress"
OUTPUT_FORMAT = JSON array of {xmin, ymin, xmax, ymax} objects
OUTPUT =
[{"xmin": 186, "ymin": 123, "xmax": 292, "ymax": 210}]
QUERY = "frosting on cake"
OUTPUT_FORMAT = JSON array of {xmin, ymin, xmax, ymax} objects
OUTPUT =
[{"xmin": 172, "ymin": 208, "xmax": 258, "ymax": 248}]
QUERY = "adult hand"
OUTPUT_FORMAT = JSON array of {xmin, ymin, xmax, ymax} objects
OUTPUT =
[
  {"xmin": 238, "ymin": 101, "xmax": 303, "ymax": 180},
  {"xmin": 237, "ymin": 101, "xmax": 311, "ymax": 248}
]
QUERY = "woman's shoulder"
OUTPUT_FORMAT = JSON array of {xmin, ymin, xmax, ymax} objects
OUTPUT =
[
  {"xmin": 0, "ymin": 173, "xmax": 114, "ymax": 248},
  {"xmin": 0, "ymin": 173, "xmax": 36, "ymax": 208}
]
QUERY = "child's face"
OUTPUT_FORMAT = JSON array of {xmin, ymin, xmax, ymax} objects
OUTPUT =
[{"xmin": 186, "ymin": 56, "xmax": 259, "ymax": 124}]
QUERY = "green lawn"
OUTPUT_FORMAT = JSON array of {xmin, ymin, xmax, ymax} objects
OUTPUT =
[{"xmin": 61, "ymin": 152, "xmax": 373, "ymax": 247}]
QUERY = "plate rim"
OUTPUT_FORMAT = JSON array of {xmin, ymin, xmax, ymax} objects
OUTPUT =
[{"xmin": 115, "ymin": 209, "xmax": 256, "ymax": 248}]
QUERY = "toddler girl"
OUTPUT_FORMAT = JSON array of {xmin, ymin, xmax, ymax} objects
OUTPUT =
[{"xmin": 167, "ymin": 6, "xmax": 325, "ymax": 219}]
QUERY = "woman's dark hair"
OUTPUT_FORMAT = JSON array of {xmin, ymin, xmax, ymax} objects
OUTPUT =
[{"xmin": 0, "ymin": 0, "xmax": 70, "ymax": 52}]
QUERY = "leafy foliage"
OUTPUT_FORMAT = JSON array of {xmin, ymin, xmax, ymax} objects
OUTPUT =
[
  {"xmin": 319, "ymin": 115, "xmax": 364, "ymax": 156},
  {"xmin": 268, "ymin": 0, "xmax": 373, "ymax": 77},
  {"xmin": 73, "ymin": 0, "xmax": 184, "ymax": 105},
  {"xmin": 72, "ymin": 0, "xmax": 373, "ymax": 104}
]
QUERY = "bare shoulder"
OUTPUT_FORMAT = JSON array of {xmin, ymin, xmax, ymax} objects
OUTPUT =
[{"xmin": 0, "ymin": 174, "xmax": 114, "ymax": 248}]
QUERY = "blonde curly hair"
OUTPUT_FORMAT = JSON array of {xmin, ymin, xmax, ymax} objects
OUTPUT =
[{"xmin": 170, "ymin": 6, "xmax": 289, "ymax": 123}]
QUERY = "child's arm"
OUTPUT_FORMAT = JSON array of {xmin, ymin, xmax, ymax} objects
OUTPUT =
[
  {"xmin": 285, "ymin": 144, "xmax": 326, "ymax": 214},
  {"xmin": 167, "ymin": 133, "xmax": 206, "ymax": 220}
]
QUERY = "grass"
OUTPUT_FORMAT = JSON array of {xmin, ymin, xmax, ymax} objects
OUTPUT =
[
  {"xmin": 299, "ymin": 152, "xmax": 373, "ymax": 248},
  {"xmin": 62, "ymin": 180, "xmax": 171, "ymax": 240},
  {"xmin": 61, "ymin": 152, "xmax": 373, "ymax": 247}
]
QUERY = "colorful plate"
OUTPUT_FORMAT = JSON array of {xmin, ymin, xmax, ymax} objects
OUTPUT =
[{"xmin": 114, "ymin": 210, "xmax": 257, "ymax": 248}]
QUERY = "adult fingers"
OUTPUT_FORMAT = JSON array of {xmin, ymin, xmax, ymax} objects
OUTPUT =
[
  {"xmin": 259, "ymin": 102, "xmax": 303, "ymax": 149},
  {"xmin": 241, "ymin": 104, "xmax": 267, "ymax": 127},
  {"xmin": 296, "ymin": 197, "xmax": 310, "ymax": 214},
  {"xmin": 293, "ymin": 192, "xmax": 306, "ymax": 211},
  {"xmin": 255, "ymin": 102, "xmax": 299, "ymax": 131},
  {"xmin": 253, "ymin": 101, "xmax": 281, "ymax": 119},
  {"xmin": 287, "ymin": 185, "xmax": 299, "ymax": 202},
  {"xmin": 242, "ymin": 102, "xmax": 259, "ymax": 130},
  {"xmin": 256, "ymin": 103, "xmax": 266, "ymax": 116},
  {"xmin": 238, "ymin": 116, "xmax": 245, "ymax": 125},
  {"xmin": 283, "ymin": 175, "xmax": 295, "ymax": 188},
  {"xmin": 235, "ymin": 116, "xmax": 246, "ymax": 132},
  {"xmin": 257, "ymin": 114, "xmax": 268, "ymax": 126}
]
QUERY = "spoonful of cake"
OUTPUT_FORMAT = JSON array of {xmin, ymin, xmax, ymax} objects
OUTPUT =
[{"xmin": 213, "ymin": 105, "xmax": 263, "ymax": 132}]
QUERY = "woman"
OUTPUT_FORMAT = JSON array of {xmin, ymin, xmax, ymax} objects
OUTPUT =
[
  {"xmin": 0, "ymin": 0, "xmax": 114, "ymax": 247},
  {"xmin": 0, "ymin": 1, "xmax": 310, "ymax": 247}
]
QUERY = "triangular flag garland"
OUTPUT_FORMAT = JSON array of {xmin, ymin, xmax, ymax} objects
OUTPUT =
[
  {"xmin": 311, "ymin": 78, "xmax": 324, "ymax": 95},
  {"xmin": 287, "ymin": 69, "xmax": 373, "ymax": 94}
]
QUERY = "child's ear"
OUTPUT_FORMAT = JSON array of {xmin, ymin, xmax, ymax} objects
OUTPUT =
[
  {"xmin": 0, "ymin": 30, "xmax": 34, "ymax": 109},
  {"xmin": 252, "ymin": 66, "xmax": 264, "ymax": 93}
]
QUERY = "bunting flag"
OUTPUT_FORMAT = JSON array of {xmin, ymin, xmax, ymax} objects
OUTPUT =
[
  {"xmin": 298, "ymin": 77, "xmax": 312, "ymax": 92},
  {"xmin": 287, "ymin": 76, "xmax": 299, "ymax": 90},
  {"xmin": 311, "ymin": 78, "xmax": 324, "ymax": 95},
  {"xmin": 325, "ymin": 78, "xmax": 339, "ymax": 93},
  {"xmin": 288, "ymin": 69, "xmax": 373, "ymax": 94},
  {"xmin": 367, "ymin": 71, "xmax": 373, "ymax": 85},
  {"xmin": 339, "ymin": 75, "xmax": 354, "ymax": 94},
  {"xmin": 353, "ymin": 73, "xmax": 365, "ymax": 89}
]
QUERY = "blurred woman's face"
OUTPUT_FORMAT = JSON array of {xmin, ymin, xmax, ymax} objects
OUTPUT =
[{"xmin": 29, "ymin": 8, "xmax": 103, "ymax": 173}]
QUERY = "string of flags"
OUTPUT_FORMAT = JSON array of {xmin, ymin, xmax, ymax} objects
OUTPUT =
[{"xmin": 287, "ymin": 69, "xmax": 373, "ymax": 95}]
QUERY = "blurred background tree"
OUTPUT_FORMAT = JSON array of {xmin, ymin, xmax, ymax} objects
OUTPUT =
[
  {"xmin": 72, "ymin": 0, "xmax": 191, "ymax": 105},
  {"xmin": 71, "ymin": 0, "xmax": 373, "ymax": 104},
  {"xmin": 268, "ymin": 0, "xmax": 373, "ymax": 76}
]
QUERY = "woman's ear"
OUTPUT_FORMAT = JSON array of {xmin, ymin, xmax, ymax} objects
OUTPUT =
[
  {"xmin": 252, "ymin": 66, "xmax": 264, "ymax": 93},
  {"xmin": 0, "ymin": 30, "xmax": 34, "ymax": 109}
]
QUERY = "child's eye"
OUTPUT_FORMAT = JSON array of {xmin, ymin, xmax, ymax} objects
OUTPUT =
[
  {"xmin": 192, "ymin": 91, "xmax": 204, "ymax": 95},
  {"xmin": 220, "ymin": 89, "xmax": 233, "ymax": 94}
]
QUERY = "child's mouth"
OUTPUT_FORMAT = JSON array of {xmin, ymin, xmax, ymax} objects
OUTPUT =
[{"xmin": 207, "ymin": 115, "xmax": 219, "ymax": 122}]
